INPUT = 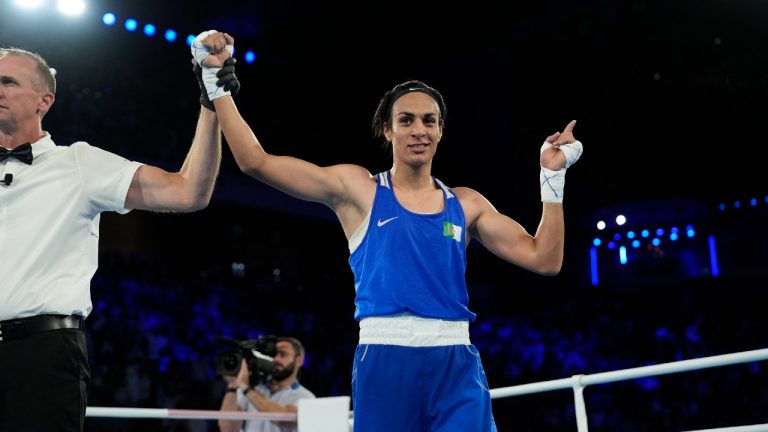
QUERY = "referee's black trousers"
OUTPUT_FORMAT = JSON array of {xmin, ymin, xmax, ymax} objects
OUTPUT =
[{"xmin": 0, "ymin": 329, "xmax": 90, "ymax": 432}]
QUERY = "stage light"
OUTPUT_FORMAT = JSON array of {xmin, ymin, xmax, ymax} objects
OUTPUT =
[
  {"xmin": 596, "ymin": 220, "xmax": 606, "ymax": 230},
  {"xmin": 718, "ymin": 203, "xmax": 726, "ymax": 211},
  {"xmin": 592, "ymin": 238, "xmax": 602, "ymax": 247},
  {"xmin": 733, "ymin": 200, "xmax": 741, "ymax": 209},
  {"xmin": 626, "ymin": 231, "xmax": 635, "ymax": 239},
  {"xmin": 615, "ymin": 214, "xmax": 626, "ymax": 226},
  {"xmin": 670, "ymin": 232, "xmax": 678, "ymax": 241},
  {"xmin": 125, "ymin": 18, "xmax": 138, "ymax": 32},
  {"xmin": 651, "ymin": 238, "xmax": 661, "ymax": 247},
  {"xmin": 619, "ymin": 246, "xmax": 627, "ymax": 264},
  {"xmin": 5, "ymin": 5, "xmax": 257, "ymax": 67},
  {"xmin": 631, "ymin": 240, "xmax": 641, "ymax": 248},
  {"xmin": 708, "ymin": 236, "xmax": 719, "ymax": 277},
  {"xmin": 590, "ymin": 247, "xmax": 599, "ymax": 286},
  {"xmin": 164, "ymin": 29, "xmax": 177, "ymax": 42},
  {"xmin": 231, "ymin": 262, "xmax": 245, "ymax": 277},
  {"xmin": 102, "ymin": 13, "xmax": 116, "ymax": 26},
  {"xmin": 750, "ymin": 198, "xmax": 757, "ymax": 207},
  {"xmin": 143, "ymin": 24, "xmax": 156, "ymax": 37},
  {"xmin": 641, "ymin": 229, "xmax": 650, "ymax": 238},
  {"xmin": 57, "ymin": 0, "xmax": 85, "ymax": 16},
  {"xmin": 15, "ymin": 0, "xmax": 44, "ymax": 9},
  {"xmin": 655, "ymin": 228, "xmax": 664, "ymax": 236}
]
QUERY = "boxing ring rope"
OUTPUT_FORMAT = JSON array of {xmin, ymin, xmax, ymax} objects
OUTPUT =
[
  {"xmin": 489, "ymin": 347, "xmax": 768, "ymax": 432},
  {"xmin": 85, "ymin": 348, "xmax": 768, "ymax": 431},
  {"xmin": 86, "ymin": 407, "xmax": 298, "ymax": 421},
  {"xmin": 86, "ymin": 402, "xmax": 355, "ymax": 431},
  {"xmin": 683, "ymin": 426, "xmax": 768, "ymax": 432}
]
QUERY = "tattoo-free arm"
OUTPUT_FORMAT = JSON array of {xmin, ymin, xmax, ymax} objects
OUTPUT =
[{"xmin": 125, "ymin": 108, "xmax": 221, "ymax": 211}]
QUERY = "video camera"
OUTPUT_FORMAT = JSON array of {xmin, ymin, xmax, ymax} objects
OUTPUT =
[{"xmin": 214, "ymin": 335, "xmax": 277, "ymax": 386}]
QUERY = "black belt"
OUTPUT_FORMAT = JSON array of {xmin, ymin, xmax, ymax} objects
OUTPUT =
[{"xmin": 0, "ymin": 314, "xmax": 84, "ymax": 342}]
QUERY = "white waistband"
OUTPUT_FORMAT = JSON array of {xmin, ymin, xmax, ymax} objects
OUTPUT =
[{"xmin": 359, "ymin": 314, "xmax": 470, "ymax": 347}]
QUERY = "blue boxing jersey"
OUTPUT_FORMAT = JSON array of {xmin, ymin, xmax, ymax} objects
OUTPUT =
[{"xmin": 348, "ymin": 171, "xmax": 476, "ymax": 322}]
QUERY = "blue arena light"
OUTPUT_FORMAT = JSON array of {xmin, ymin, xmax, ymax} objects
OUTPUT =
[
  {"xmin": 670, "ymin": 232, "xmax": 678, "ymax": 241},
  {"xmin": 245, "ymin": 50, "xmax": 256, "ymax": 64},
  {"xmin": 125, "ymin": 18, "xmax": 138, "ymax": 32},
  {"xmin": 186, "ymin": 35, "xmax": 195, "ymax": 46},
  {"xmin": 626, "ymin": 231, "xmax": 635, "ymax": 239},
  {"xmin": 750, "ymin": 198, "xmax": 758, "ymax": 207},
  {"xmin": 718, "ymin": 203, "xmax": 726, "ymax": 211},
  {"xmin": 102, "ymin": 13, "xmax": 116, "ymax": 26},
  {"xmin": 686, "ymin": 225, "xmax": 695, "ymax": 238},
  {"xmin": 671, "ymin": 227, "xmax": 679, "ymax": 234},
  {"xmin": 607, "ymin": 241, "xmax": 616, "ymax": 250},
  {"xmin": 708, "ymin": 235, "xmax": 720, "ymax": 277},
  {"xmin": 651, "ymin": 238, "xmax": 661, "ymax": 247},
  {"xmin": 143, "ymin": 24, "xmax": 156, "ymax": 37},
  {"xmin": 631, "ymin": 239, "xmax": 641, "ymax": 248},
  {"xmin": 590, "ymin": 247, "xmax": 599, "ymax": 286},
  {"xmin": 164, "ymin": 29, "xmax": 177, "ymax": 42},
  {"xmin": 613, "ymin": 233, "xmax": 621, "ymax": 241},
  {"xmin": 619, "ymin": 246, "xmax": 628, "ymax": 265},
  {"xmin": 592, "ymin": 238, "xmax": 602, "ymax": 247},
  {"xmin": 733, "ymin": 200, "xmax": 741, "ymax": 209},
  {"xmin": 641, "ymin": 229, "xmax": 650, "ymax": 238},
  {"xmin": 655, "ymin": 228, "xmax": 665, "ymax": 236}
]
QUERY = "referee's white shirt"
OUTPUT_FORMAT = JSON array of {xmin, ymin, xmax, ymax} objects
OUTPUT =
[{"xmin": 0, "ymin": 133, "xmax": 142, "ymax": 321}]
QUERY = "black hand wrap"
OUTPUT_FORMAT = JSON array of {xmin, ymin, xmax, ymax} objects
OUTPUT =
[{"xmin": 194, "ymin": 57, "xmax": 241, "ymax": 111}]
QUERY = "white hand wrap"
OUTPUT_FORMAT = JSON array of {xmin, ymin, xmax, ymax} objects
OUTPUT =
[
  {"xmin": 540, "ymin": 140, "xmax": 583, "ymax": 203},
  {"xmin": 190, "ymin": 30, "xmax": 234, "ymax": 101}
]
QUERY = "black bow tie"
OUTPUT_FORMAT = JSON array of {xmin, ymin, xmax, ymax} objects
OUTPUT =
[{"xmin": 0, "ymin": 143, "xmax": 33, "ymax": 165}]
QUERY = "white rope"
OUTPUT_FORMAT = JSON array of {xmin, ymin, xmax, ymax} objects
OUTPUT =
[
  {"xmin": 86, "ymin": 406, "xmax": 297, "ymax": 421},
  {"xmin": 490, "ymin": 347, "xmax": 768, "ymax": 399},
  {"xmin": 85, "ymin": 348, "xmax": 768, "ymax": 431},
  {"xmin": 682, "ymin": 425, "xmax": 768, "ymax": 432}
]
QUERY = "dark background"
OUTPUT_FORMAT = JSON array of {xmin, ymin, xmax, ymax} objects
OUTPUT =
[{"xmin": 2, "ymin": 1, "xmax": 767, "ymax": 431}]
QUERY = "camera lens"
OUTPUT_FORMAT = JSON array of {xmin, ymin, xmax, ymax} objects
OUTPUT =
[
  {"xmin": 221, "ymin": 353, "xmax": 238, "ymax": 370},
  {"xmin": 215, "ymin": 350, "xmax": 243, "ymax": 376}
]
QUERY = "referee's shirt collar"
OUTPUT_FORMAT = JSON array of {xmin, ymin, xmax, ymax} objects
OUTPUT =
[{"xmin": 30, "ymin": 132, "xmax": 56, "ymax": 159}]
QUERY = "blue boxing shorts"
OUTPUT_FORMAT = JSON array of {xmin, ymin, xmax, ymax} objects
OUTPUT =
[{"xmin": 351, "ymin": 320, "xmax": 497, "ymax": 432}]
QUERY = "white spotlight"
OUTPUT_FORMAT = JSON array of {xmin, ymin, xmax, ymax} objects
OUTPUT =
[
  {"xmin": 615, "ymin": 215, "xmax": 627, "ymax": 226},
  {"xmin": 596, "ymin": 220, "xmax": 606, "ymax": 231},
  {"xmin": 15, "ymin": 0, "xmax": 44, "ymax": 8},
  {"xmin": 57, "ymin": 0, "xmax": 85, "ymax": 16}
]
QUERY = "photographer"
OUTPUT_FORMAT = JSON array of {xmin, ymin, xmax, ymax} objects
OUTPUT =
[{"xmin": 218, "ymin": 337, "xmax": 315, "ymax": 432}]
